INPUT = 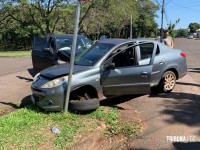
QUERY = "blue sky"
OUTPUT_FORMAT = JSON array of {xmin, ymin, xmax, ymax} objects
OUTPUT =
[{"xmin": 152, "ymin": 0, "xmax": 200, "ymax": 29}]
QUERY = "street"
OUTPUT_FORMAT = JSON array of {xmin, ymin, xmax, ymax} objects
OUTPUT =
[
  {"xmin": 129, "ymin": 38, "xmax": 200, "ymax": 149},
  {"xmin": 174, "ymin": 38, "xmax": 200, "ymax": 86},
  {"xmin": 0, "ymin": 38, "xmax": 200, "ymax": 149},
  {"xmin": 0, "ymin": 57, "xmax": 32, "ymax": 76},
  {"xmin": 0, "ymin": 57, "xmax": 33, "ymax": 107}
]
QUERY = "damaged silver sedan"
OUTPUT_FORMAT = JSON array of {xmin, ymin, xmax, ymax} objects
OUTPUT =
[{"xmin": 31, "ymin": 39, "xmax": 187, "ymax": 111}]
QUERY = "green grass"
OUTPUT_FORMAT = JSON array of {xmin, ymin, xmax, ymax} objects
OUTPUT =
[
  {"xmin": 0, "ymin": 51, "xmax": 31, "ymax": 57},
  {"xmin": 0, "ymin": 106, "xmax": 141, "ymax": 149}
]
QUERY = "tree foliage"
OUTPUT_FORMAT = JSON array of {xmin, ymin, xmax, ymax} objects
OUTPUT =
[
  {"xmin": 188, "ymin": 22, "xmax": 200, "ymax": 33},
  {"xmin": 0, "ymin": 0, "xmax": 159, "ymax": 50},
  {"xmin": 176, "ymin": 29, "xmax": 189, "ymax": 38},
  {"xmin": 166, "ymin": 19, "xmax": 180, "ymax": 38}
]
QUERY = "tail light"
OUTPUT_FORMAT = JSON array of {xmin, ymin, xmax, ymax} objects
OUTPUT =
[{"xmin": 180, "ymin": 52, "xmax": 186, "ymax": 58}]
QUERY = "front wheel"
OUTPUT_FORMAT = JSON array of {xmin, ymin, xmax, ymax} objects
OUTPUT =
[
  {"xmin": 160, "ymin": 71, "xmax": 176, "ymax": 93},
  {"xmin": 69, "ymin": 99, "xmax": 100, "ymax": 112}
]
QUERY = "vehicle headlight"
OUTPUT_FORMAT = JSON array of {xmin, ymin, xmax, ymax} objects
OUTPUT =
[{"xmin": 41, "ymin": 77, "xmax": 67, "ymax": 88}]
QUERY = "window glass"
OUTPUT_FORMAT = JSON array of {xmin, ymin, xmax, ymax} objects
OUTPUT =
[
  {"xmin": 139, "ymin": 43, "xmax": 154, "ymax": 60},
  {"xmin": 56, "ymin": 37, "xmax": 73, "ymax": 51},
  {"xmin": 75, "ymin": 43, "xmax": 115, "ymax": 66},
  {"xmin": 56, "ymin": 36, "xmax": 92, "ymax": 52},
  {"xmin": 138, "ymin": 43, "xmax": 154, "ymax": 66},
  {"xmin": 33, "ymin": 37, "xmax": 48, "ymax": 51},
  {"xmin": 112, "ymin": 47, "xmax": 135, "ymax": 68},
  {"xmin": 156, "ymin": 45, "xmax": 160, "ymax": 55}
]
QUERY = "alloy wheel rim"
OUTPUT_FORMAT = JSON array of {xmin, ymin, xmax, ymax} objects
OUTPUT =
[{"xmin": 164, "ymin": 73, "xmax": 175, "ymax": 90}]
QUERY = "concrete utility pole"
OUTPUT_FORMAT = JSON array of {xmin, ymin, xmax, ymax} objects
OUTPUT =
[
  {"xmin": 160, "ymin": 0, "xmax": 165, "ymax": 42},
  {"xmin": 130, "ymin": 14, "xmax": 133, "ymax": 39},
  {"xmin": 64, "ymin": 0, "xmax": 81, "ymax": 112}
]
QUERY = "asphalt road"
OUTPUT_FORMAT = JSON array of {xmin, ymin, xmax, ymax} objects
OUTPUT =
[
  {"xmin": 0, "ymin": 57, "xmax": 32, "ymax": 76},
  {"xmin": 0, "ymin": 57, "xmax": 33, "ymax": 107},
  {"xmin": 0, "ymin": 39, "xmax": 200, "ymax": 149},
  {"xmin": 174, "ymin": 38, "xmax": 200, "ymax": 86},
  {"xmin": 129, "ymin": 38, "xmax": 200, "ymax": 149}
]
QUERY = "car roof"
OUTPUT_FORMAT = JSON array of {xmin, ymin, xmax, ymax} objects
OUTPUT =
[
  {"xmin": 98, "ymin": 38, "xmax": 158, "ymax": 45},
  {"xmin": 50, "ymin": 34, "xmax": 87, "ymax": 38}
]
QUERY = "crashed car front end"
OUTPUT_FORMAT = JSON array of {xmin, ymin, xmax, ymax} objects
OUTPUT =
[{"xmin": 31, "ymin": 73, "xmax": 67, "ymax": 111}]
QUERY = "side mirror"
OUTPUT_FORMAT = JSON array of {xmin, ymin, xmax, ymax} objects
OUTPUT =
[
  {"xmin": 105, "ymin": 63, "xmax": 115, "ymax": 70},
  {"xmin": 42, "ymin": 48, "xmax": 53, "ymax": 53}
]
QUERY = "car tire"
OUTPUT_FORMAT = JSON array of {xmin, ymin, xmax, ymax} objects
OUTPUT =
[
  {"xmin": 69, "ymin": 99, "xmax": 100, "ymax": 112},
  {"xmin": 160, "ymin": 71, "xmax": 176, "ymax": 93}
]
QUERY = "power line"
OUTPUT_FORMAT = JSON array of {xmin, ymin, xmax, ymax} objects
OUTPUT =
[
  {"xmin": 175, "ymin": 1, "xmax": 200, "ymax": 6},
  {"xmin": 164, "ymin": 7, "xmax": 169, "ymax": 25},
  {"xmin": 171, "ymin": 1, "xmax": 200, "ymax": 14},
  {"xmin": 154, "ymin": 0, "xmax": 161, "ymax": 7},
  {"xmin": 165, "ymin": 0, "xmax": 173, "ymax": 5},
  {"xmin": 176, "ymin": 2, "xmax": 200, "ymax": 8}
]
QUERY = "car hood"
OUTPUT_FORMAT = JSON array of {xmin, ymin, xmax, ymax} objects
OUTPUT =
[{"xmin": 40, "ymin": 64, "xmax": 90, "ymax": 79}]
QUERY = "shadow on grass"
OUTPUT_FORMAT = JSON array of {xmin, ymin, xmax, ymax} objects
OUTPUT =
[
  {"xmin": 0, "ymin": 95, "xmax": 49, "ymax": 116},
  {"xmin": 0, "ymin": 95, "xmax": 33, "ymax": 109}
]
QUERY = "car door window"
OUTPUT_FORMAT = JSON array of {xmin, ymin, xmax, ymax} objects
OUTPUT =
[
  {"xmin": 33, "ymin": 37, "xmax": 48, "ymax": 51},
  {"xmin": 57, "ymin": 38, "xmax": 72, "ymax": 51},
  {"xmin": 112, "ymin": 47, "xmax": 135, "ymax": 68},
  {"xmin": 156, "ymin": 45, "xmax": 160, "ymax": 55},
  {"xmin": 138, "ymin": 43, "xmax": 154, "ymax": 66}
]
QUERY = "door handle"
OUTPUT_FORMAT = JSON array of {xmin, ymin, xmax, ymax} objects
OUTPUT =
[{"xmin": 141, "ymin": 72, "xmax": 148, "ymax": 78}]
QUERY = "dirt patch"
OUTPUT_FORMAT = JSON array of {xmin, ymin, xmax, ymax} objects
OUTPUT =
[{"xmin": 71, "ymin": 106, "xmax": 142, "ymax": 150}]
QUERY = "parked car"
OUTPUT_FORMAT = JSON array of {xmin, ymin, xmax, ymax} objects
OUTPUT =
[
  {"xmin": 31, "ymin": 39, "xmax": 187, "ymax": 112},
  {"xmin": 32, "ymin": 34, "xmax": 92, "ymax": 71},
  {"xmin": 188, "ymin": 35, "xmax": 193, "ymax": 39}
]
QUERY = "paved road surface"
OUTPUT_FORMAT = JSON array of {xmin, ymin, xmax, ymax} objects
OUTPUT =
[
  {"xmin": 174, "ymin": 38, "xmax": 200, "ymax": 85},
  {"xmin": 129, "ymin": 38, "xmax": 200, "ymax": 149},
  {"xmin": 0, "ymin": 39, "xmax": 200, "ymax": 149},
  {"xmin": 0, "ymin": 57, "xmax": 33, "ymax": 107},
  {"xmin": 0, "ymin": 57, "xmax": 32, "ymax": 76}
]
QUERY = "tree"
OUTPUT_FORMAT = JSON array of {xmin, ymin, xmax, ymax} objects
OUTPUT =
[
  {"xmin": 134, "ymin": 0, "xmax": 159, "ymax": 38},
  {"xmin": 188, "ymin": 22, "xmax": 200, "ymax": 33},
  {"xmin": 167, "ymin": 19, "xmax": 180, "ymax": 38},
  {"xmin": 2, "ymin": 0, "xmax": 70, "ymax": 35},
  {"xmin": 0, "ymin": 0, "xmax": 70, "ymax": 48},
  {"xmin": 176, "ymin": 29, "xmax": 189, "ymax": 37},
  {"xmin": 0, "ymin": 0, "xmax": 160, "ymax": 49}
]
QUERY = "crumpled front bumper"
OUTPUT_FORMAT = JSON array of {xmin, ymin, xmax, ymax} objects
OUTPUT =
[{"xmin": 31, "ymin": 85, "xmax": 66, "ymax": 111}]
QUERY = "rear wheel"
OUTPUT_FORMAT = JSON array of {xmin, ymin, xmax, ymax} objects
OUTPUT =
[{"xmin": 160, "ymin": 71, "xmax": 176, "ymax": 93}]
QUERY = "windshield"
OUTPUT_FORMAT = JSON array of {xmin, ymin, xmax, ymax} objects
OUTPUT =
[
  {"xmin": 74, "ymin": 43, "xmax": 115, "ymax": 66},
  {"xmin": 55, "ymin": 36, "xmax": 92, "ymax": 52}
]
